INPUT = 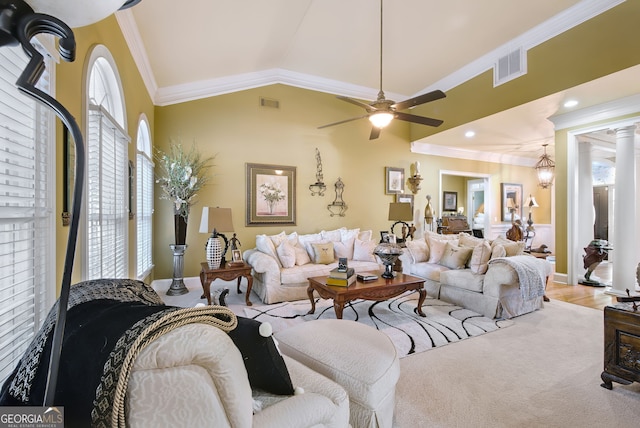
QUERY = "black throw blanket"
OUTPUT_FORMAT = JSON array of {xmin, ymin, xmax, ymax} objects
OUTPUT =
[{"xmin": 0, "ymin": 279, "xmax": 237, "ymax": 428}]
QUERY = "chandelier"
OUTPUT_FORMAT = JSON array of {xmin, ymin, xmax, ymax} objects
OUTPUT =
[{"xmin": 535, "ymin": 144, "xmax": 555, "ymax": 189}]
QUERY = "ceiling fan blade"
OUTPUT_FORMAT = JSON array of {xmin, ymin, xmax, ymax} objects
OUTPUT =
[
  {"xmin": 392, "ymin": 89, "xmax": 446, "ymax": 111},
  {"xmin": 369, "ymin": 127, "xmax": 381, "ymax": 140},
  {"xmin": 318, "ymin": 114, "xmax": 370, "ymax": 129},
  {"xmin": 394, "ymin": 111, "xmax": 443, "ymax": 127},
  {"xmin": 336, "ymin": 95, "xmax": 376, "ymax": 111}
]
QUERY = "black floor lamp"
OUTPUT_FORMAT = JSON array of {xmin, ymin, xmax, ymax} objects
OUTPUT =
[{"xmin": 0, "ymin": 0, "xmax": 142, "ymax": 406}]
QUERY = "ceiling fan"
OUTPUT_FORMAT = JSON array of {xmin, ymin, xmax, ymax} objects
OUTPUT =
[{"xmin": 319, "ymin": 0, "xmax": 446, "ymax": 140}]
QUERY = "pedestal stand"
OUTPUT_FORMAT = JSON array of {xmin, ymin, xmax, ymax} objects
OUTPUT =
[{"xmin": 167, "ymin": 244, "xmax": 188, "ymax": 295}]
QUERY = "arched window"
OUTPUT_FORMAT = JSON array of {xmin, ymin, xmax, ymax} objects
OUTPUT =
[
  {"xmin": 136, "ymin": 116, "xmax": 154, "ymax": 279},
  {"xmin": 85, "ymin": 46, "xmax": 129, "ymax": 279},
  {"xmin": 0, "ymin": 41, "xmax": 55, "ymax": 382}
]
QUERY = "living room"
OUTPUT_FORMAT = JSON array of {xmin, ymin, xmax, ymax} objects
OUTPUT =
[{"xmin": 2, "ymin": 0, "xmax": 640, "ymax": 426}]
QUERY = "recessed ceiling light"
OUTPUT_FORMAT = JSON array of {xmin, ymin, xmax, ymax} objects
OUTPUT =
[
  {"xmin": 465, "ymin": 131, "xmax": 475, "ymax": 138},
  {"xmin": 564, "ymin": 100, "xmax": 579, "ymax": 108}
]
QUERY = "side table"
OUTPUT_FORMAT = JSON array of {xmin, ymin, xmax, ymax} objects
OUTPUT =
[
  {"xmin": 199, "ymin": 262, "xmax": 254, "ymax": 306},
  {"xmin": 601, "ymin": 303, "xmax": 640, "ymax": 389}
]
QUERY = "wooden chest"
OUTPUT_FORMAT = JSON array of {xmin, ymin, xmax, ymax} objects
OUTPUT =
[{"xmin": 601, "ymin": 303, "xmax": 640, "ymax": 390}]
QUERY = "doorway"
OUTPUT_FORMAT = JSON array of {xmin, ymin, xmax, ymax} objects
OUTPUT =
[
  {"xmin": 468, "ymin": 179, "xmax": 486, "ymax": 237},
  {"xmin": 593, "ymin": 185, "xmax": 609, "ymax": 241}
]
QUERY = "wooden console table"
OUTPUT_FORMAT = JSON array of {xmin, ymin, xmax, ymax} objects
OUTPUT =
[
  {"xmin": 601, "ymin": 303, "xmax": 640, "ymax": 390},
  {"xmin": 199, "ymin": 262, "xmax": 253, "ymax": 306}
]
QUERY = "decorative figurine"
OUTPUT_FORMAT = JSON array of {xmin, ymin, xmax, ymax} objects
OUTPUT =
[
  {"xmin": 579, "ymin": 240, "xmax": 612, "ymax": 287},
  {"xmin": 229, "ymin": 233, "xmax": 241, "ymax": 251}
]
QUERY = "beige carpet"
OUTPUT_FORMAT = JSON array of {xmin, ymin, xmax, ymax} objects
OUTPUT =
[{"xmin": 153, "ymin": 277, "xmax": 640, "ymax": 427}]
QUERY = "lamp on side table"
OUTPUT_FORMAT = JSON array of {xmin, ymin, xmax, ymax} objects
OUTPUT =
[{"xmin": 199, "ymin": 207, "xmax": 234, "ymax": 269}]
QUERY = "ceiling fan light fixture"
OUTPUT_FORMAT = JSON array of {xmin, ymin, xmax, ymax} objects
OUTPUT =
[
  {"xmin": 369, "ymin": 111, "xmax": 394, "ymax": 128},
  {"xmin": 535, "ymin": 144, "xmax": 555, "ymax": 189}
]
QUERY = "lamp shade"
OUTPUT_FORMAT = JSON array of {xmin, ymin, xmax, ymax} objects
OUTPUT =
[
  {"xmin": 388, "ymin": 202, "xmax": 413, "ymax": 221},
  {"xmin": 199, "ymin": 207, "xmax": 234, "ymax": 234},
  {"xmin": 24, "ymin": 1, "xmax": 133, "ymax": 28},
  {"xmin": 525, "ymin": 195, "xmax": 539, "ymax": 208}
]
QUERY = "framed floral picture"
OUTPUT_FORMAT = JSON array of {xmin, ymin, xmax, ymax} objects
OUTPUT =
[
  {"xmin": 385, "ymin": 167, "xmax": 404, "ymax": 194},
  {"xmin": 246, "ymin": 163, "xmax": 296, "ymax": 226}
]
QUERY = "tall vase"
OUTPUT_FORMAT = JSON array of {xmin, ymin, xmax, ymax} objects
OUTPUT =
[{"xmin": 167, "ymin": 214, "xmax": 189, "ymax": 295}]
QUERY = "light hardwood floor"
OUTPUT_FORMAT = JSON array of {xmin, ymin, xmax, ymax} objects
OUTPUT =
[{"xmin": 545, "ymin": 261, "xmax": 616, "ymax": 310}]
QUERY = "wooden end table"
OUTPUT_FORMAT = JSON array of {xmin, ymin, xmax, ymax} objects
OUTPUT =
[
  {"xmin": 307, "ymin": 272, "xmax": 426, "ymax": 319},
  {"xmin": 199, "ymin": 262, "xmax": 254, "ymax": 306},
  {"xmin": 601, "ymin": 303, "xmax": 640, "ymax": 390}
]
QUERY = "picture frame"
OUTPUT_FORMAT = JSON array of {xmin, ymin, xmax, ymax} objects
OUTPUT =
[
  {"xmin": 395, "ymin": 193, "xmax": 414, "ymax": 210},
  {"xmin": 246, "ymin": 163, "xmax": 296, "ymax": 226},
  {"xmin": 231, "ymin": 249, "xmax": 243, "ymax": 263},
  {"xmin": 380, "ymin": 231, "xmax": 390, "ymax": 243},
  {"xmin": 385, "ymin": 167, "xmax": 404, "ymax": 194},
  {"xmin": 443, "ymin": 191, "xmax": 458, "ymax": 211},
  {"xmin": 501, "ymin": 183, "xmax": 523, "ymax": 222}
]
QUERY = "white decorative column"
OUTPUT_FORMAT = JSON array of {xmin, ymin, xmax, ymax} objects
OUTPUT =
[
  {"xmin": 610, "ymin": 125, "xmax": 637, "ymax": 296},
  {"xmin": 577, "ymin": 140, "xmax": 595, "ymax": 281}
]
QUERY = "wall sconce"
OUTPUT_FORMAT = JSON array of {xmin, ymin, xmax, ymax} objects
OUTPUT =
[
  {"xmin": 535, "ymin": 144, "xmax": 555, "ymax": 189},
  {"xmin": 0, "ymin": 0, "xmax": 143, "ymax": 406},
  {"xmin": 309, "ymin": 147, "xmax": 326, "ymax": 196},
  {"xmin": 407, "ymin": 161, "xmax": 422, "ymax": 194},
  {"xmin": 327, "ymin": 178, "xmax": 347, "ymax": 216}
]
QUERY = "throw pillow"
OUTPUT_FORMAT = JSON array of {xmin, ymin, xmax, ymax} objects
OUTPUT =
[
  {"xmin": 276, "ymin": 240, "xmax": 296, "ymax": 268},
  {"xmin": 491, "ymin": 244, "xmax": 506, "ymax": 259},
  {"xmin": 427, "ymin": 237, "xmax": 450, "ymax": 263},
  {"xmin": 311, "ymin": 242, "xmax": 335, "ymax": 264},
  {"xmin": 298, "ymin": 232, "xmax": 323, "ymax": 259},
  {"xmin": 469, "ymin": 241, "xmax": 492, "ymax": 274},
  {"xmin": 353, "ymin": 238, "xmax": 377, "ymax": 262},
  {"xmin": 227, "ymin": 317, "xmax": 294, "ymax": 396},
  {"xmin": 321, "ymin": 228, "xmax": 345, "ymax": 242},
  {"xmin": 294, "ymin": 243, "xmax": 311, "ymax": 266},
  {"xmin": 406, "ymin": 239, "xmax": 429, "ymax": 263},
  {"xmin": 438, "ymin": 242, "xmax": 473, "ymax": 269},
  {"xmin": 256, "ymin": 233, "xmax": 282, "ymax": 268},
  {"xmin": 357, "ymin": 229, "xmax": 373, "ymax": 241},
  {"xmin": 334, "ymin": 236, "xmax": 355, "ymax": 260},
  {"xmin": 459, "ymin": 233, "xmax": 484, "ymax": 248},
  {"xmin": 504, "ymin": 241, "xmax": 526, "ymax": 256}
]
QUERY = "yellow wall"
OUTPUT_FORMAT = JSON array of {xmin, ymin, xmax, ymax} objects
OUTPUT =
[
  {"xmin": 153, "ymin": 84, "xmax": 545, "ymax": 279},
  {"xmin": 55, "ymin": 15, "xmax": 155, "ymax": 287}
]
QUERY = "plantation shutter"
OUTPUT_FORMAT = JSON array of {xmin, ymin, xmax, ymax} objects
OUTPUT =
[
  {"xmin": 136, "ymin": 150, "xmax": 153, "ymax": 278},
  {"xmin": 86, "ymin": 106, "xmax": 128, "ymax": 279},
  {"xmin": 0, "ymin": 43, "xmax": 54, "ymax": 383}
]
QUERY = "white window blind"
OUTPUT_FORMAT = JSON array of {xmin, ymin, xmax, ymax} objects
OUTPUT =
[
  {"xmin": 136, "ymin": 121, "xmax": 153, "ymax": 279},
  {"xmin": 0, "ymin": 43, "xmax": 54, "ymax": 383},
  {"xmin": 86, "ymin": 106, "xmax": 128, "ymax": 279}
]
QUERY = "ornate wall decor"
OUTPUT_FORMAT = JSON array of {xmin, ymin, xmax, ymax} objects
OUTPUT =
[
  {"xmin": 407, "ymin": 161, "xmax": 423, "ymax": 194},
  {"xmin": 327, "ymin": 178, "xmax": 348, "ymax": 217},
  {"xmin": 309, "ymin": 147, "xmax": 326, "ymax": 196}
]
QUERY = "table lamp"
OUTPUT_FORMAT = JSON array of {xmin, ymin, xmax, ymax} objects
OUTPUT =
[
  {"xmin": 388, "ymin": 202, "xmax": 413, "ymax": 242},
  {"xmin": 199, "ymin": 207, "xmax": 234, "ymax": 269},
  {"xmin": 525, "ymin": 194, "xmax": 539, "ymax": 231}
]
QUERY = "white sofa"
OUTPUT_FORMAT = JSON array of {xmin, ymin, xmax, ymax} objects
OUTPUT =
[
  {"xmin": 399, "ymin": 231, "xmax": 552, "ymax": 319},
  {"xmin": 244, "ymin": 228, "xmax": 383, "ymax": 304}
]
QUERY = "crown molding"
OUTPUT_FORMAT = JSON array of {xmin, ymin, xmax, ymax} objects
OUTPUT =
[
  {"xmin": 115, "ymin": 9, "xmax": 158, "ymax": 101},
  {"xmin": 410, "ymin": 141, "xmax": 536, "ymax": 167},
  {"xmin": 550, "ymin": 93, "xmax": 640, "ymax": 130},
  {"xmin": 118, "ymin": 0, "xmax": 624, "ymax": 105}
]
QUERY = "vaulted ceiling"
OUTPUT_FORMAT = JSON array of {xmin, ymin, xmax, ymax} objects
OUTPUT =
[{"xmin": 116, "ymin": 0, "xmax": 638, "ymax": 163}]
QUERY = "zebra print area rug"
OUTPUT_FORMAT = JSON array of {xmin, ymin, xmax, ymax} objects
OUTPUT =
[{"xmin": 244, "ymin": 291, "xmax": 513, "ymax": 357}]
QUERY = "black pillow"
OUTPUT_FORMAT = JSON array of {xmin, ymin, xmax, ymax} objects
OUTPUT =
[{"xmin": 228, "ymin": 317, "xmax": 294, "ymax": 395}]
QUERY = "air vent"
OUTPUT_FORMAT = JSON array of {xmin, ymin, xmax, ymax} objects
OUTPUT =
[
  {"xmin": 260, "ymin": 97, "xmax": 280, "ymax": 109},
  {"xmin": 494, "ymin": 47, "xmax": 527, "ymax": 87}
]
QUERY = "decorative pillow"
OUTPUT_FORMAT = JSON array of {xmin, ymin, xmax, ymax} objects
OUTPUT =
[
  {"xmin": 311, "ymin": 242, "xmax": 335, "ymax": 264},
  {"xmin": 256, "ymin": 233, "xmax": 282, "ymax": 267},
  {"xmin": 438, "ymin": 242, "xmax": 473, "ymax": 269},
  {"xmin": 357, "ymin": 230, "xmax": 373, "ymax": 242},
  {"xmin": 276, "ymin": 240, "xmax": 296, "ymax": 268},
  {"xmin": 321, "ymin": 228, "xmax": 345, "ymax": 242},
  {"xmin": 269, "ymin": 231, "xmax": 288, "ymax": 248},
  {"xmin": 334, "ymin": 237, "xmax": 355, "ymax": 260},
  {"xmin": 406, "ymin": 239, "xmax": 429, "ymax": 263},
  {"xmin": 491, "ymin": 244, "xmax": 506, "ymax": 259},
  {"xmin": 353, "ymin": 238, "xmax": 377, "ymax": 262},
  {"xmin": 427, "ymin": 237, "xmax": 449, "ymax": 263},
  {"xmin": 340, "ymin": 228, "xmax": 360, "ymax": 242},
  {"xmin": 227, "ymin": 317, "xmax": 294, "ymax": 396},
  {"xmin": 469, "ymin": 241, "xmax": 492, "ymax": 274},
  {"xmin": 298, "ymin": 232, "xmax": 323, "ymax": 259},
  {"xmin": 459, "ymin": 233, "xmax": 484, "ymax": 248},
  {"xmin": 504, "ymin": 241, "xmax": 526, "ymax": 256},
  {"xmin": 294, "ymin": 244, "xmax": 311, "ymax": 266}
]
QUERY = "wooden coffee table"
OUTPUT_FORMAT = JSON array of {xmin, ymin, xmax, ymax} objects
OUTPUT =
[{"xmin": 307, "ymin": 273, "xmax": 426, "ymax": 319}]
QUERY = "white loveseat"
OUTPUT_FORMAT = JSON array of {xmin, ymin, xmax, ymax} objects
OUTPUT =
[
  {"xmin": 399, "ymin": 231, "xmax": 552, "ymax": 319},
  {"xmin": 244, "ymin": 228, "xmax": 383, "ymax": 304}
]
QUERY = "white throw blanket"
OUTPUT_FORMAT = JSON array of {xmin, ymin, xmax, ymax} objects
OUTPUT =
[{"xmin": 488, "ymin": 255, "xmax": 547, "ymax": 300}]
